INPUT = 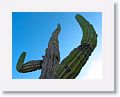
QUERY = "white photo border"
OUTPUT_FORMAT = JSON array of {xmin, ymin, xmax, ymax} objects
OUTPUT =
[{"xmin": 0, "ymin": 0, "xmax": 114, "ymax": 91}]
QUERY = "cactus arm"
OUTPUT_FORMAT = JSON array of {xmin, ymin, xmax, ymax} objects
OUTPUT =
[
  {"xmin": 19, "ymin": 60, "xmax": 43, "ymax": 73},
  {"xmin": 57, "ymin": 16, "xmax": 92, "ymax": 75},
  {"xmin": 16, "ymin": 52, "xmax": 43, "ymax": 73},
  {"xmin": 57, "ymin": 14, "xmax": 97, "ymax": 79}
]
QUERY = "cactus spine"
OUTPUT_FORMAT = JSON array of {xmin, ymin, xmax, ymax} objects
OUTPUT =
[{"xmin": 16, "ymin": 14, "xmax": 97, "ymax": 79}]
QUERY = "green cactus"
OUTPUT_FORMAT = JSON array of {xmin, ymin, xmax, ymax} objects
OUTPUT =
[
  {"xmin": 57, "ymin": 14, "xmax": 97, "ymax": 79},
  {"xmin": 16, "ymin": 52, "xmax": 26, "ymax": 72},
  {"xmin": 16, "ymin": 52, "xmax": 43, "ymax": 73},
  {"xmin": 16, "ymin": 14, "xmax": 97, "ymax": 79}
]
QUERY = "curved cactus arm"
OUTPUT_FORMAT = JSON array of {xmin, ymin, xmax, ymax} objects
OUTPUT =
[
  {"xmin": 57, "ymin": 14, "xmax": 97, "ymax": 79},
  {"xmin": 16, "ymin": 52, "xmax": 43, "ymax": 73},
  {"xmin": 75, "ymin": 14, "xmax": 97, "ymax": 45},
  {"xmin": 57, "ymin": 15, "xmax": 91, "ymax": 75}
]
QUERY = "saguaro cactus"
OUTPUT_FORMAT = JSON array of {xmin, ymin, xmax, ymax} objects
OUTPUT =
[{"xmin": 16, "ymin": 14, "xmax": 97, "ymax": 79}]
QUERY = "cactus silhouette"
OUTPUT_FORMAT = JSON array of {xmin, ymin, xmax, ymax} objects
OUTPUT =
[{"xmin": 16, "ymin": 14, "xmax": 97, "ymax": 79}]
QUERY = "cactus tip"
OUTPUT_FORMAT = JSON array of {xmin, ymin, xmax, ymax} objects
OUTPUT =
[{"xmin": 57, "ymin": 23, "xmax": 61, "ymax": 29}]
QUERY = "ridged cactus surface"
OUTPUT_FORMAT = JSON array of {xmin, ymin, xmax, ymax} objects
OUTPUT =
[
  {"xmin": 16, "ymin": 52, "xmax": 43, "ymax": 73},
  {"xmin": 16, "ymin": 14, "xmax": 97, "ymax": 79},
  {"xmin": 57, "ymin": 14, "xmax": 97, "ymax": 79}
]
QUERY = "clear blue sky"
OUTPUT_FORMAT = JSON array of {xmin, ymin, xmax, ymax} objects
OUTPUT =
[{"xmin": 12, "ymin": 12, "xmax": 102, "ymax": 79}]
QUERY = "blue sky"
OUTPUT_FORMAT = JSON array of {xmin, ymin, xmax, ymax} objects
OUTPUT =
[{"xmin": 12, "ymin": 12, "xmax": 102, "ymax": 79}]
